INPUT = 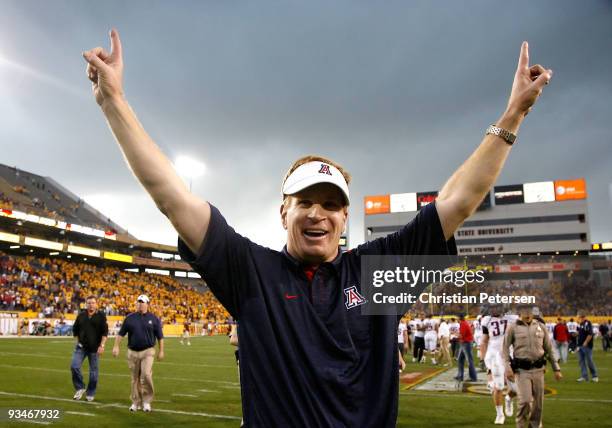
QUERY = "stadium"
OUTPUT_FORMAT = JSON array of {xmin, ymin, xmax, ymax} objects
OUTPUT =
[
  {"xmin": 2, "ymin": 2, "xmax": 612, "ymax": 427},
  {"xmin": 1, "ymin": 161, "xmax": 610, "ymax": 427}
]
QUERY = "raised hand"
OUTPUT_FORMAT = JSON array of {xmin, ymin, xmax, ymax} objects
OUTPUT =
[
  {"xmin": 83, "ymin": 29, "xmax": 124, "ymax": 107},
  {"xmin": 506, "ymin": 42, "xmax": 553, "ymax": 117}
]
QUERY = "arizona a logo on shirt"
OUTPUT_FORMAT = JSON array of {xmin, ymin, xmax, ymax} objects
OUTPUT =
[{"xmin": 344, "ymin": 286, "xmax": 366, "ymax": 310}]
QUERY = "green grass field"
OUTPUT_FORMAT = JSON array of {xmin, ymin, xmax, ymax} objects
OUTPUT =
[{"xmin": 0, "ymin": 336, "xmax": 609, "ymax": 427}]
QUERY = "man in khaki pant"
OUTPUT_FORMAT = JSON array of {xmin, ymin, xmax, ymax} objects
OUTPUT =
[
  {"xmin": 113, "ymin": 295, "xmax": 165, "ymax": 412},
  {"xmin": 504, "ymin": 306, "xmax": 562, "ymax": 428}
]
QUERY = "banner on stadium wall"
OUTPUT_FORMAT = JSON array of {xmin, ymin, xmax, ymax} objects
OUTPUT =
[
  {"xmin": 67, "ymin": 245, "xmax": 100, "ymax": 257},
  {"xmin": 554, "ymin": 178, "xmax": 587, "ymax": 201},
  {"xmin": 364, "ymin": 195, "xmax": 390, "ymax": 215},
  {"xmin": 104, "ymin": 251, "xmax": 133, "ymax": 263},
  {"xmin": 524, "ymin": 181, "xmax": 555, "ymax": 203},
  {"xmin": 24, "ymin": 237, "xmax": 63, "ymax": 251},
  {"xmin": 0, "ymin": 208, "xmax": 116, "ymax": 240},
  {"xmin": 416, "ymin": 191, "xmax": 438, "ymax": 210},
  {"xmin": 494, "ymin": 184, "xmax": 524, "ymax": 205},
  {"xmin": 494, "ymin": 262, "xmax": 583, "ymax": 273},
  {"xmin": 0, "ymin": 232, "xmax": 20, "ymax": 243},
  {"xmin": 390, "ymin": 192, "xmax": 417, "ymax": 213}
]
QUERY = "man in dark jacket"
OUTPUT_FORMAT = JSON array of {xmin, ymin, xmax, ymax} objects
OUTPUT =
[{"xmin": 71, "ymin": 295, "xmax": 108, "ymax": 401}]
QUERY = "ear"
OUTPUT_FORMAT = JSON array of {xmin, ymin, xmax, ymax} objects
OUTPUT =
[
  {"xmin": 280, "ymin": 202, "xmax": 287, "ymax": 230},
  {"xmin": 342, "ymin": 206, "xmax": 349, "ymax": 234}
]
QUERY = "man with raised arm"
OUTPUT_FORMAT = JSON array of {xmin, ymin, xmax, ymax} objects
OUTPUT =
[{"xmin": 83, "ymin": 29, "xmax": 552, "ymax": 427}]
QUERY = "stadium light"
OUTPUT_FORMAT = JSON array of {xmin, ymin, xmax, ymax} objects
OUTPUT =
[{"xmin": 174, "ymin": 156, "xmax": 206, "ymax": 191}]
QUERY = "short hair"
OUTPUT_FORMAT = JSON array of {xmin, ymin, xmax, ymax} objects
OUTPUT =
[
  {"xmin": 86, "ymin": 295, "xmax": 97, "ymax": 301},
  {"xmin": 281, "ymin": 155, "xmax": 351, "ymax": 204}
]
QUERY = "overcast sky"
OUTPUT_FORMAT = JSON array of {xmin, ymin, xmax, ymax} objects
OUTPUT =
[{"xmin": 1, "ymin": 0, "xmax": 611, "ymax": 250}]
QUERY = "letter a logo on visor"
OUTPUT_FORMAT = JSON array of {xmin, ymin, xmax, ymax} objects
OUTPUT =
[{"xmin": 318, "ymin": 164, "xmax": 332, "ymax": 175}]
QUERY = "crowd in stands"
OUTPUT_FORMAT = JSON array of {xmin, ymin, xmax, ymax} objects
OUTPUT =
[
  {"xmin": 410, "ymin": 276, "xmax": 612, "ymax": 317},
  {"xmin": 0, "ymin": 252, "xmax": 230, "ymax": 325}
]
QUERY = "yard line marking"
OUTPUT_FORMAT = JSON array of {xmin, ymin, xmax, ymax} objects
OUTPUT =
[
  {"xmin": 172, "ymin": 393, "xmax": 198, "ymax": 397},
  {"xmin": 399, "ymin": 391, "xmax": 612, "ymax": 403},
  {"xmin": 196, "ymin": 389, "xmax": 220, "ymax": 393},
  {"xmin": 65, "ymin": 411, "xmax": 96, "ymax": 416},
  {"xmin": 96, "ymin": 403, "xmax": 124, "ymax": 409},
  {"xmin": 0, "ymin": 391, "xmax": 241, "ymax": 420},
  {"xmin": 0, "ymin": 364, "xmax": 239, "ymax": 386},
  {"xmin": 0, "ymin": 352, "xmax": 235, "ymax": 369},
  {"xmin": 15, "ymin": 420, "xmax": 51, "ymax": 425},
  {"xmin": 0, "ymin": 391, "xmax": 106, "ymax": 406}
]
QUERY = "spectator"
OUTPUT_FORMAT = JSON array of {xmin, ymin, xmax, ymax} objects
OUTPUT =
[
  {"xmin": 71, "ymin": 295, "xmax": 108, "ymax": 401},
  {"xmin": 553, "ymin": 317, "xmax": 569, "ymax": 363},
  {"xmin": 576, "ymin": 313, "xmax": 598, "ymax": 383},
  {"xmin": 455, "ymin": 314, "xmax": 477, "ymax": 382},
  {"xmin": 599, "ymin": 321, "xmax": 609, "ymax": 352}
]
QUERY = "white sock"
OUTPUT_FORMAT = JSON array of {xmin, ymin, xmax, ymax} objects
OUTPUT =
[{"xmin": 496, "ymin": 405, "xmax": 503, "ymax": 416}]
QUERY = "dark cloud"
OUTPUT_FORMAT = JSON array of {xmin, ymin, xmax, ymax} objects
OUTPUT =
[{"xmin": 1, "ymin": 0, "xmax": 611, "ymax": 247}]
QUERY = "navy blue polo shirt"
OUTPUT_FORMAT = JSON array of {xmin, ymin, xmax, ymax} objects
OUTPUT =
[
  {"xmin": 178, "ymin": 202, "xmax": 456, "ymax": 427},
  {"xmin": 118, "ymin": 312, "xmax": 163, "ymax": 351}
]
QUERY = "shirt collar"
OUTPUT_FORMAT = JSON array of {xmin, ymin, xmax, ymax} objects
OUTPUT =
[{"xmin": 281, "ymin": 245, "xmax": 343, "ymax": 274}]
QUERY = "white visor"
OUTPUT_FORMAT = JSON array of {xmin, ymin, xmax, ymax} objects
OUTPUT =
[
  {"xmin": 136, "ymin": 294, "xmax": 150, "ymax": 303},
  {"xmin": 282, "ymin": 161, "xmax": 350, "ymax": 204}
]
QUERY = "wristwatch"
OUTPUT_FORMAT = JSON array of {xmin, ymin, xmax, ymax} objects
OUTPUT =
[{"xmin": 486, "ymin": 125, "xmax": 516, "ymax": 145}]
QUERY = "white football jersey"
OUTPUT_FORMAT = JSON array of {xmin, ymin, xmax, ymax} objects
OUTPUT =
[
  {"xmin": 412, "ymin": 319, "xmax": 425, "ymax": 337},
  {"xmin": 482, "ymin": 314, "xmax": 517, "ymax": 353},
  {"xmin": 567, "ymin": 321, "xmax": 578, "ymax": 333},
  {"xmin": 449, "ymin": 322, "xmax": 460, "ymax": 338},
  {"xmin": 424, "ymin": 318, "xmax": 437, "ymax": 333},
  {"xmin": 397, "ymin": 322, "xmax": 408, "ymax": 344}
]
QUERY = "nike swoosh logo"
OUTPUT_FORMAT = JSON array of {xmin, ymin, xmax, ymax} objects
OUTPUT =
[{"xmin": 285, "ymin": 293, "xmax": 298, "ymax": 300}]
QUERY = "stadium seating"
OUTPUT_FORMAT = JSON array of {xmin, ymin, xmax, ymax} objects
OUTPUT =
[{"xmin": 0, "ymin": 252, "xmax": 229, "ymax": 324}]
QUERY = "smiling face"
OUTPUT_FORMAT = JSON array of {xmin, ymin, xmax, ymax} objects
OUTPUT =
[
  {"xmin": 281, "ymin": 183, "xmax": 348, "ymax": 265},
  {"xmin": 86, "ymin": 298, "xmax": 97, "ymax": 314}
]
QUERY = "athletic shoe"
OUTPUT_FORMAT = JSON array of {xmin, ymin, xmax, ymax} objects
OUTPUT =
[
  {"xmin": 73, "ymin": 389, "xmax": 86, "ymax": 400},
  {"xmin": 576, "ymin": 377, "xmax": 586, "ymax": 382},
  {"xmin": 505, "ymin": 395, "xmax": 514, "ymax": 416},
  {"xmin": 411, "ymin": 358, "xmax": 416, "ymax": 363},
  {"xmin": 143, "ymin": 403, "xmax": 152, "ymax": 412},
  {"xmin": 420, "ymin": 357, "xmax": 426, "ymax": 364},
  {"xmin": 432, "ymin": 358, "xmax": 437, "ymax": 365},
  {"xmin": 187, "ymin": 342, "xmax": 191, "ymax": 346},
  {"xmin": 129, "ymin": 404, "xmax": 140, "ymax": 412},
  {"xmin": 86, "ymin": 396, "xmax": 94, "ymax": 402},
  {"xmin": 494, "ymin": 414, "xmax": 505, "ymax": 425},
  {"xmin": 592, "ymin": 377, "xmax": 599, "ymax": 383}
]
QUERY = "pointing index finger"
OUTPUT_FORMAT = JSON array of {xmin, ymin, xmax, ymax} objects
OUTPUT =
[
  {"xmin": 517, "ymin": 41, "xmax": 529, "ymax": 71},
  {"xmin": 109, "ymin": 28, "xmax": 123, "ymax": 62}
]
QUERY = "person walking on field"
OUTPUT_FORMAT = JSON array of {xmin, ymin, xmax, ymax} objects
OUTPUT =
[{"xmin": 112, "ymin": 295, "xmax": 164, "ymax": 412}]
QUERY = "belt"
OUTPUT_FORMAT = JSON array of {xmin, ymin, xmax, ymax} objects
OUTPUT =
[{"xmin": 511, "ymin": 357, "xmax": 546, "ymax": 371}]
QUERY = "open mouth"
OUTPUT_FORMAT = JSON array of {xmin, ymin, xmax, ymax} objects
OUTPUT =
[{"xmin": 303, "ymin": 229, "xmax": 328, "ymax": 239}]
